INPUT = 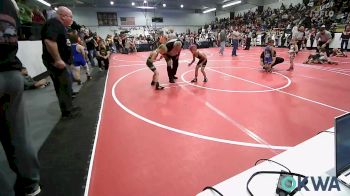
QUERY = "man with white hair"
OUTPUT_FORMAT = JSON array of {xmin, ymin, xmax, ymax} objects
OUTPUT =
[
  {"xmin": 41, "ymin": 6, "xmax": 80, "ymax": 118},
  {"xmin": 163, "ymin": 39, "xmax": 182, "ymax": 83},
  {"xmin": 0, "ymin": 1, "xmax": 41, "ymax": 195},
  {"xmin": 167, "ymin": 28, "xmax": 177, "ymax": 40}
]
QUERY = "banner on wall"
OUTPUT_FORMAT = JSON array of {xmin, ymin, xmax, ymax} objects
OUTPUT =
[{"xmin": 320, "ymin": 1, "xmax": 334, "ymax": 10}]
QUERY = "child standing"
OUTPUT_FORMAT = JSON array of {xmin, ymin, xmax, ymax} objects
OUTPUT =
[
  {"xmin": 188, "ymin": 45, "xmax": 208, "ymax": 82},
  {"xmin": 70, "ymin": 34, "xmax": 92, "ymax": 85},
  {"xmin": 287, "ymin": 39, "xmax": 298, "ymax": 71},
  {"xmin": 146, "ymin": 44, "xmax": 167, "ymax": 90}
]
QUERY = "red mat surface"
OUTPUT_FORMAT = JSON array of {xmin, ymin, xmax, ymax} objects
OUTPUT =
[{"xmin": 85, "ymin": 47, "xmax": 350, "ymax": 196}]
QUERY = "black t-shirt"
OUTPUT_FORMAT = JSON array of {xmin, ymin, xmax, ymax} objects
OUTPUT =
[
  {"xmin": 166, "ymin": 39, "xmax": 181, "ymax": 52},
  {"xmin": 341, "ymin": 32, "xmax": 350, "ymax": 40},
  {"xmin": 0, "ymin": 0, "xmax": 22, "ymax": 72},
  {"xmin": 84, "ymin": 35, "xmax": 95, "ymax": 50},
  {"xmin": 41, "ymin": 18, "xmax": 71, "ymax": 64},
  {"xmin": 113, "ymin": 37, "xmax": 120, "ymax": 46},
  {"xmin": 121, "ymin": 38, "xmax": 126, "ymax": 47}
]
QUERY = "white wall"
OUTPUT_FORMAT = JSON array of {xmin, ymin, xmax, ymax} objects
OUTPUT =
[
  {"xmin": 216, "ymin": 11, "xmax": 230, "ymax": 19},
  {"xmin": 71, "ymin": 7, "xmax": 214, "ymax": 37},
  {"xmin": 17, "ymin": 41, "xmax": 47, "ymax": 77},
  {"xmin": 233, "ymin": 4, "xmax": 258, "ymax": 15},
  {"xmin": 264, "ymin": 0, "xmax": 304, "ymax": 10}
]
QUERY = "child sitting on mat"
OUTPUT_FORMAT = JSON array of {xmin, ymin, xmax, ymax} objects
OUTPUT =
[
  {"xmin": 146, "ymin": 44, "xmax": 167, "ymax": 90},
  {"xmin": 188, "ymin": 44, "xmax": 208, "ymax": 83},
  {"xmin": 260, "ymin": 39, "xmax": 284, "ymax": 72}
]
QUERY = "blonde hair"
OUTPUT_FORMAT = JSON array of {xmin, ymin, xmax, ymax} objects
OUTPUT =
[
  {"xmin": 174, "ymin": 41, "xmax": 182, "ymax": 47},
  {"xmin": 157, "ymin": 44, "xmax": 167, "ymax": 53}
]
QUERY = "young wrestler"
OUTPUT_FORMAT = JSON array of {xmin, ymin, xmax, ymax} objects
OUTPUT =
[
  {"xmin": 70, "ymin": 34, "xmax": 92, "ymax": 84},
  {"xmin": 146, "ymin": 44, "xmax": 167, "ymax": 90},
  {"xmin": 303, "ymin": 52, "xmax": 321, "ymax": 64},
  {"xmin": 332, "ymin": 48, "xmax": 347, "ymax": 57},
  {"xmin": 188, "ymin": 45, "xmax": 208, "ymax": 82},
  {"xmin": 319, "ymin": 48, "xmax": 338, "ymax": 64},
  {"xmin": 260, "ymin": 39, "xmax": 284, "ymax": 72},
  {"xmin": 287, "ymin": 38, "xmax": 298, "ymax": 71}
]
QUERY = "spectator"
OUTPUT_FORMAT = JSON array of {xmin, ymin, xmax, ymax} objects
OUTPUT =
[
  {"xmin": 244, "ymin": 29, "xmax": 252, "ymax": 50},
  {"xmin": 231, "ymin": 28, "xmax": 240, "ymax": 56},
  {"xmin": 167, "ymin": 28, "xmax": 177, "ymax": 40},
  {"xmin": 261, "ymin": 31, "xmax": 266, "ymax": 46},
  {"xmin": 43, "ymin": 7, "xmax": 56, "ymax": 20},
  {"xmin": 31, "ymin": 6, "xmax": 45, "ymax": 40},
  {"xmin": 128, "ymin": 37, "xmax": 137, "ymax": 53},
  {"xmin": 251, "ymin": 30, "xmax": 257, "ymax": 46},
  {"xmin": 41, "ymin": 6, "xmax": 81, "ymax": 118},
  {"xmin": 218, "ymin": 29, "xmax": 226, "ymax": 55},
  {"xmin": 309, "ymin": 27, "xmax": 317, "ymax": 49},
  {"xmin": 0, "ymin": 0, "xmax": 41, "ymax": 195},
  {"xmin": 96, "ymin": 41, "xmax": 111, "ymax": 71},
  {"xmin": 113, "ymin": 34, "xmax": 122, "ymax": 53},
  {"xmin": 84, "ymin": 31, "xmax": 97, "ymax": 66},
  {"xmin": 293, "ymin": 26, "xmax": 305, "ymax": 51},
  {"xmin": 32, "ymin": 6, "xmax": 45, "ymax": 24},
  {"xmin": 340, "ymin": 25, "xmax": 350, "ymax": 52},
  {"xmin": 21, "ymin": 67, "xmax": 50, "ymax": 90},
  {"xmin": 17, "ymin": 0, "xmax": 33, "ymax": 39}
]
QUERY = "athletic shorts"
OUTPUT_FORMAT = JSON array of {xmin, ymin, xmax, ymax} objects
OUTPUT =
[
  {"xmin": 146, "ymin": 58, "xmax": 156, "ymax": 72},
  {"xmin": 196, "ymin": 59, "xmax": 207, "ymax": 68},
  {"xmin": 73, "ymin": 59, "xmax": 86, "ymax": 67}
]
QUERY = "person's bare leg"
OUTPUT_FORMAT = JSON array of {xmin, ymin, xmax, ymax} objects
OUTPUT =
[
  {"xmin": 287, "ymin": 59, "xmax": 294, "ymax": 71},
  {"xmin": 154, "ymin": 71, "xmax": 164, "ymax": 90},
  {"xmin": 201, "ymin": 67, "xmax": 207, "ymax": 82},
  {"xmin": 191, "ymin": 66, "xmax": 199, "ymax": 82}
]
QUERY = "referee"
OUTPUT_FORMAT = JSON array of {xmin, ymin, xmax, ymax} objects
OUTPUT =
[{"xmin": 163, "ymin": 39, "xmax": 182, "ymax": 83}]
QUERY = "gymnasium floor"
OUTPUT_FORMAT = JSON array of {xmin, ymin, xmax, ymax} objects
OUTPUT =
[{"xmin": 84, "ymin": 47, "xmax": 350, "ymax": 196}]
